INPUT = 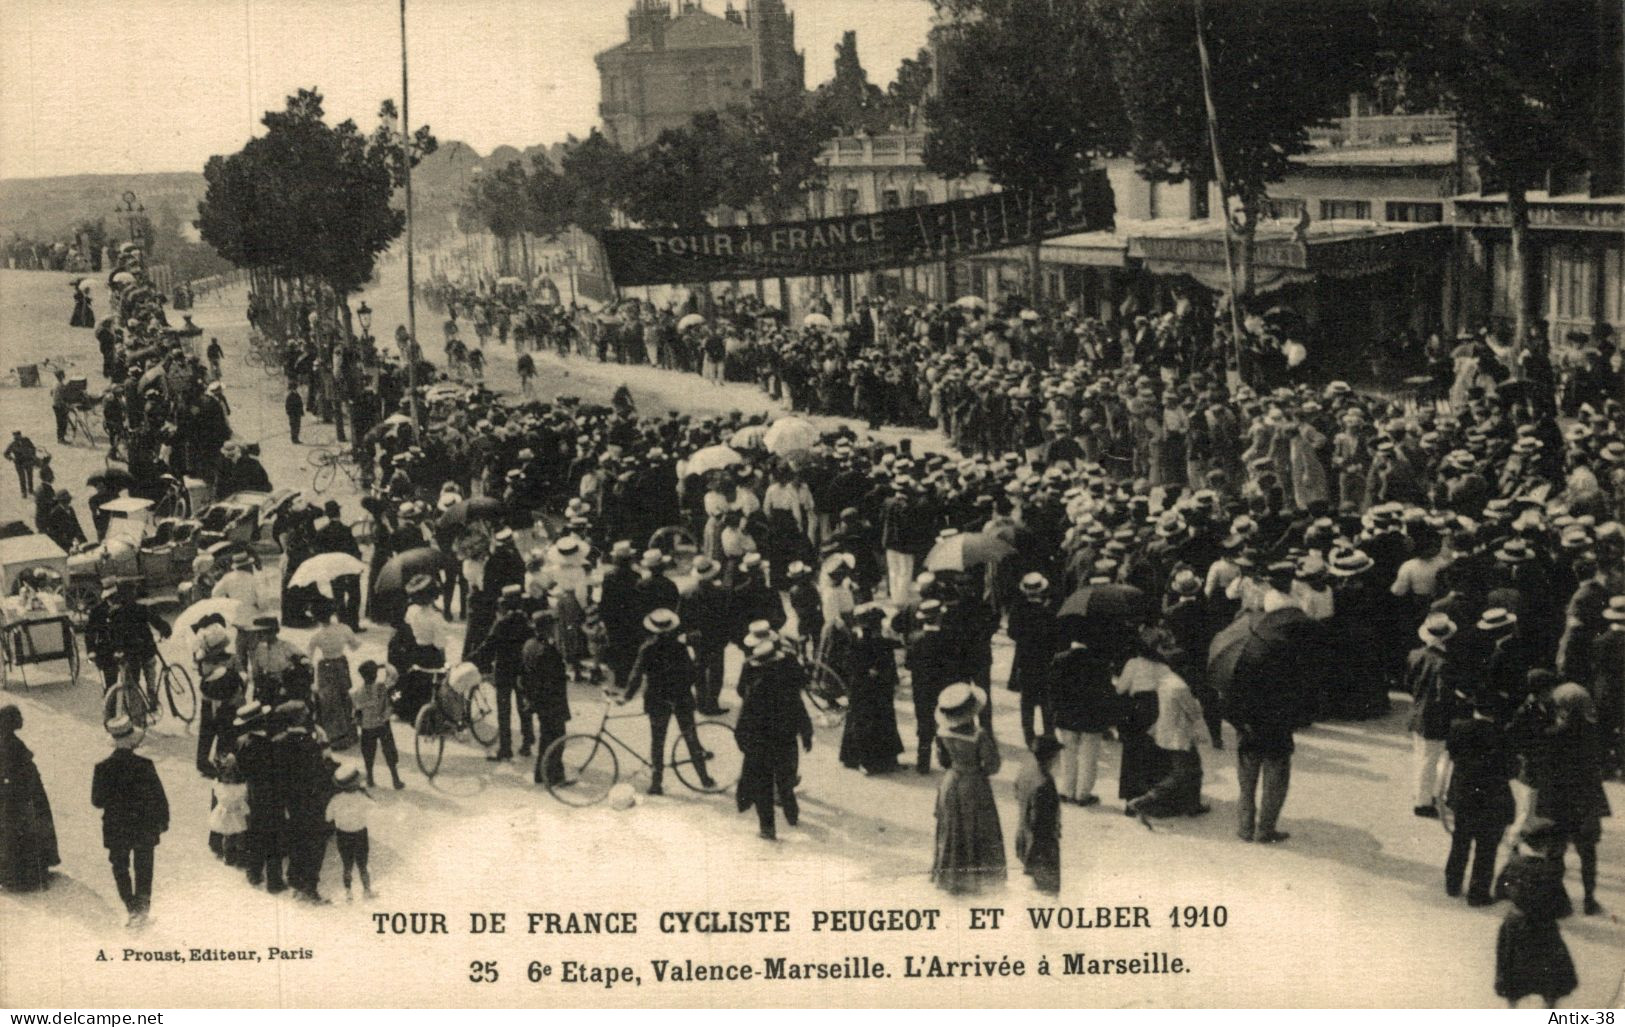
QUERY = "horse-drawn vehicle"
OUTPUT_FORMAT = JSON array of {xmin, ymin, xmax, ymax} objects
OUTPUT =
[{"xmin": 0, "ymin": 534, "xmax": 82, "ymax": 689}]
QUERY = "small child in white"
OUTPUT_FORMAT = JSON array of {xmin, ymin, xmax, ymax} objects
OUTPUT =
[
  {"xmin": 326, "ymin": 764, "xmax": 375, "ymax": 900},
  {"xmin": 209, "ymin": 754, "xmax": 249, "ymax": 868}
]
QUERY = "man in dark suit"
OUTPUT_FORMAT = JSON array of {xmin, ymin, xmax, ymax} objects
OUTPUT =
[
  {"xmin": 91, "ymin": 717, "xmax": 169, "ymax": 927},
  {"xmin": 523, "ymin": 610, "xmax": 571, "ymax": 786},
  {"xmin": 1444, "ymin": 689, "xmax": 1516, "ymax": 905},
  {"xmin": 599, "ymin": 542, "xmax": 643, "ymax": 691},
  {"xmin": 678, "ymin": 557, "xmax": 732, "ymax": 715},
  {"xmin": 634, "ymin": 549, "xmax": 680, "ymax": 622},
  {"xmin": 905, "ymin": 600, "xmax": 956, "ymax": 774},
  {"xmin": 1227, "ymin": 605, "xmax": 1318, "ymax": 844},
  {"xmin": 621, "ymin": 609, "xmax": 712, "ymax": 795}
]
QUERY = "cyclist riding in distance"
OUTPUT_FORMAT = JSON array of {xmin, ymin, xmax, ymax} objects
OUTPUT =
[{"xmin": 104, "ymin": 577, "xmax": 174, "ymax": 709}]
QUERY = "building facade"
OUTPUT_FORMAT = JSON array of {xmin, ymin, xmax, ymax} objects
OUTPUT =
[{"xmin": 596, "ymin": 0, "xmax": 804, "ymax": 152}]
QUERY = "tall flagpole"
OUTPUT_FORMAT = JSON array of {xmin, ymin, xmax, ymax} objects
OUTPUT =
[
  {"xmin": 400, "ymin": 0, "xmax": 421, "ymax": 426},
  {"xmin": 1194, "ymin": 0, "xmax": 1245, "ymax": 387}
]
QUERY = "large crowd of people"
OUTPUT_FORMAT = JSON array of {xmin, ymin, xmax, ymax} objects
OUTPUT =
[{"xmin": 2, "ymin": 260, "xmax": 1621, "ymax": 1008}]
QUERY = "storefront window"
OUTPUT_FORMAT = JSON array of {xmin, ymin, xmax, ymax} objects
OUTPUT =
[
  {"xmin": 1385, "ymin": 202, "xmax": 1443, "ymax": 223},
  {"xmin": 1266, "ymin": 198, "xmax": 1306, "ymax": 220},
  {"xmin": 1320, "ymin": 199, "xmax": 1372, "ymax": 221}
]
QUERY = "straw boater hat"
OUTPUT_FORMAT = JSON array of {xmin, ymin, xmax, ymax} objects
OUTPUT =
[
  {"xmin": 747, "ymin": 639, "xmax": 783, "ymax": 666},
  {"xmin": 744, "ymin": 619, "xmax": 777, "ymax": 649},
  {"xmin": 934, "ymin": 683, "xmax": 987, "ymax": 732},
  {"xmin": 1602, "ymin": 596, "xmax": 1625, "ymax": 623},
  {"xmin": 1328, "ymin": 548, "xmax": 1374, "ymax": 577},
  {"xmin": 1418, "ymin": 611, "xmax": 1457, "ymax": 646},
  {"xmin": 105, "ymin": 714, "xmax": 141, "ymax": 748},
  {"xmin": 643, "ymin": 608, "xmax": 679, "ymax": 635},
  {"xmin": 1168, "ymin": 568, "xmax": 1202, "ymax": 597},
  {"xmin": 640, "ymin": 548, "xmax": 667, "ymax": 571},
  {"xmin": 1477, "ymin": 607, "xmax": 1517, "ymax": 632},
  {"xmin": 405, "ymin": 574, "xmax": 435, "ymax": 596},
  {"xmin": 1019, "ymin": 572, "xmax": 1049, "ymax": 596},
  {"xmin": 333, "ymin": 764, "xmax": 364, "ymax": 791},
  {"xmin": 690, "ymin": 556, "xmax": 721, "ymax": 581}
]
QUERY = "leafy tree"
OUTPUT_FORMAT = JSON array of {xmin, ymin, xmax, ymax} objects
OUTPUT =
[
  {"xmin": 197, "ymin": 88, "xmax": 436, "ymax": 318},
  {"xmin": 884, "ymin": 48, "xmax": 935, "ymax": 131},
  {"xmin": 558, "ymin": 129, "xmax": 632, "ymax": 234},
  {"xmin": 814, "ymin": 31, "xmax": 890, "ymax": 135},
  {"xmin": 1089, "ymin": 0, "xmax": 1386, "ymax": 300},
  {"xmin": 923, "ymin": 0, "xmax": 1129, "ymax": 294},
  {"xmin": 1391, "ymin": 0, "xmax": 1622, "ymax": 354}
]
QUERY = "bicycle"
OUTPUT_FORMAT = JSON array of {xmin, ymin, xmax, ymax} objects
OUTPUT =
[
  {"xmin": 542, "ymin": 691, "xmax": 741, "ymax": 807},
  {"xmin": 798, "ymin": 651, "xmax": 848, "ymax": 727},
  {"xmin": 308, "ymin": 446, "xmax": 362, "ymax": 495},
  {"xmin": 413, "ymin": 665, "xmax": 500, "ymax": 778},
  {"xmin": 65, "ymin": 404, "xmax": 102, "ymax": 448},
  {"xmin": 151, "ymin": 473, "xmax": 192, "ymax": 519},
  {"xmin": 102, "ymin": 649, "xmax": 197, "ymax": 729}
]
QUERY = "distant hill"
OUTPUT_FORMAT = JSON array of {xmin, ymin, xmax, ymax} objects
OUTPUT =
[
  {"xmin": 0, "ymin": 138, "xmax": 561, "ymax": 248},
  {"xmin": 0, "ymin": 172, "xmax": 206, "ymax": 242}
]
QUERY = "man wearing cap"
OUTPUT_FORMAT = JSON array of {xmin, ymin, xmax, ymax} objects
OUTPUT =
[
  {"xmin": 905, "ymin": 599, "xmax": 956, "ymax": 774},
  {"xmin": 522, "ymin": 610, "xmax": 571, "ymax": 785},
  {"xmin": 107, "ymin": 580, "xmax": 173, "ymax": 712},
  {"xmin": 621, "ymin": 609, "xmax": 712, "ymax": 795},
  {"xmin": 472, "ymin": 584, "xmax": 533, "ymax": 761},
  {"xmin": 92, "ymin": 716, "xmax": 169, "ymax": 927},
  {"xmin": 679, "ymin": 557, "xmax": 732, "ymax": 715},
  {"xmin": 1444, "ymin": 688, "xmax": 1516, "ymax": 905}
]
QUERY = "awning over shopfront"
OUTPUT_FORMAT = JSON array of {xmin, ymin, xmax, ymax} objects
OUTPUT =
[{"xmin": 1125, "ymin": 220, "xmax": 1451, "ymax": 293}]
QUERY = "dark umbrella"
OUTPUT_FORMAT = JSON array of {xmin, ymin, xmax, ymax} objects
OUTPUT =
[
  {"xmin": 436, "ymin": 496, "xmax": 503, "ymax": 530},
  {"xmin": 87, "ymin": 467, "xmax": 137, "ymax": 491},
  {"xmin": 373, "ymin": 546, "xmax": 452, "ymax": 598},
  {"xmin": 1058, "ymin": 582, "xmax": 1150, "ymax": 624},
  {"xmin": 1206, "ymin": 607, "xmax": 1318, "ymax": 723}
]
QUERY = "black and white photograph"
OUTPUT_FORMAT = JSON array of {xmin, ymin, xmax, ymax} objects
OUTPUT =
[{"xmin": 0, "ymin": 0, "xmax": 1622, "ymax": 1012}]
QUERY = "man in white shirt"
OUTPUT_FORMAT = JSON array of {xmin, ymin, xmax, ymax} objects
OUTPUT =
[{"xmin": 211, "ymin": 551, "xmax": 262, "ymax": 673}]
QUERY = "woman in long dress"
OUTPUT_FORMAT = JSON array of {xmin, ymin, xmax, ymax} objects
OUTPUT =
[
  {"xmin": 0, "ymin": 704, "xmax": 59, "ymax": 892},
  {"xmin": 307, "ymin": 605, "xmax": 360, "ymax": 750},
  {"xmin": 838, "ymin": 604, "xmax": 904, "ymax": 774},
  {"xmin": 931, "ymin": 684, "xmax": 1006, "ymax": 895}
]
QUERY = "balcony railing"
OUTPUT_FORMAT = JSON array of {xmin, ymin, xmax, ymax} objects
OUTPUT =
[
  {"xmin": 821, "ymin": 133, "xmax": 928, "ymax": 167},
  {"xmin": 1306, "ymin": 114, "xmax": 1457, "ymax": 147}
]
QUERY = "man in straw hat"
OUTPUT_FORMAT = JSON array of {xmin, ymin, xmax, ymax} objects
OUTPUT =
[
  {"xmin": 620, "ymin": 609, "xmax": 713, "ymax": 795},
  {"xmin": 1406, "ymin": 612, "xmax": 1459, "ymax": 818},
  {"xmin": 92, "ymin": 715, "xmax": 169, "ymax": 928},
  {"xmin": 733, "ymin": 640, "xmax": 813, "ymax": 840}
]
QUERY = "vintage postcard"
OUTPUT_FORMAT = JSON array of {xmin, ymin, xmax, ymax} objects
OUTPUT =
[{"xmin": 1, "ymin": 0, "xmax": 1622, "ymax": 1011}]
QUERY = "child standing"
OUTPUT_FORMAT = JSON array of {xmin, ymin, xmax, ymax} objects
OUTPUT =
[
  {"xmin": 326, "ymin": 765, "xmax": 374, "ymax": 900},
  {"xmin": 350, "ymin": 661, "xmax": 404, "ymax": 789},
  {"xmin": 209, "ymin": 755, "xmax": 249, "ymax": 868},
  {"xmin": 1495, "ymin": 818, "xmax": 1578, "ymax": 1008},
  {"xmin": 1014, "ymin": 736, "xmax": 1062, "ymax": 894}
]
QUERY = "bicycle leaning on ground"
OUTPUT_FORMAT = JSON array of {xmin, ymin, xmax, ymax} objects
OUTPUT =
[
  {"xmin": 308, "ymin": 445, "xmax": 362, "ymax": 495},
  {"xmin": 412, "ymin": 664, "xmax": 500, "ymax": 778},
  {"xmin": 541, "ymin": 689, "xmax": 740, "ymax": 806}
]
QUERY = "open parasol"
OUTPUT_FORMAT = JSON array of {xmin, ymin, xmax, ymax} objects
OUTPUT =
[
  {"xmin": 173, "ymin": 596, "xmax": 242, "ymax": 635},
  {"xmin": 924, "ymin": 532, "xmax": 1014, "ymax": 573},
  {"xmin": 686, "ymin": 444, "xmax": 744, "ymax": 476},
  {"xmin": 373, "ymin": 547, "xmax": 451, "ymax": 598},
  {"xmin": 801, "ymin": 312, "xmax": 832, "ymax": 329},
  {"xmin": 729, "ymin": 424, "xmax": 769, "ymax": 450},
  {"xmin": 954, "ymin": 295, "xmax": 987, "ymax": 310},
  {"xmin": 677, "ymin": 313, "xmax": 707, "ymax": 331},
  {"xmin": 287, "ymin": 552, "xmax": 368, "ymax": 596},
  {"xmin": 762, "ymin": 417, "xmax": 820, "ymax": 455}
]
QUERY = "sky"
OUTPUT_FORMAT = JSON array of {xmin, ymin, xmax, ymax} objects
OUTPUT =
[{"xmin": 0, "ymin": 0, "xmax": 934, "ymax": 180}]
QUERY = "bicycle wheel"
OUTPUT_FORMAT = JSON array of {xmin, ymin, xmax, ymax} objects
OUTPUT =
[
  {"xmin": 805, "ymin": 658, "xmax": 849, "ymax": 726},
  {"xmin": 108, "ymin": 679, "xmax": 152, "ymax": 729},
  {"xmin": 671, "ymin": 720, "xmax": 740, "ymax": 794},
  {"xmin": 311, "ymin": 461, "xmax": 336, "ymax": 495},
  {"xmin": 414, "ymin": 704, "xmax": 445, "ymax": 778},
  {"xmin": 467, "ymin": 681, "xmax": 500, "ymax": 748},
  {"xmin": 162, "ymin": 663, "xmax": 197, "ymax": 725},
  {"xmin": 544, "ymin": 733, "xmax": 619, "ymax": 807}
]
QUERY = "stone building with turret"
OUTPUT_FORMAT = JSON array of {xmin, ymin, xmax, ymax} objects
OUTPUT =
[{"xmin": 596, "ymin": 0, "xmax": 804, "ymax": 151}]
